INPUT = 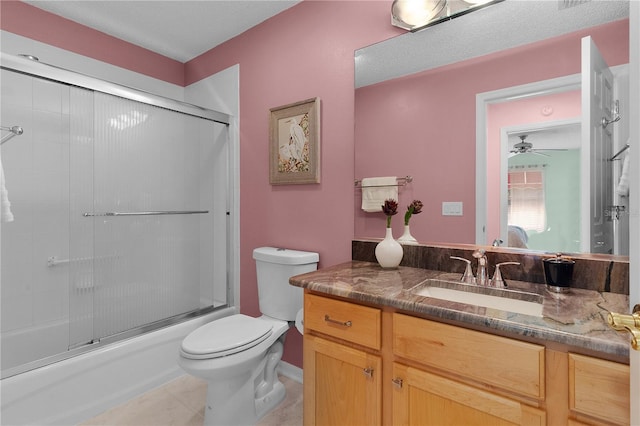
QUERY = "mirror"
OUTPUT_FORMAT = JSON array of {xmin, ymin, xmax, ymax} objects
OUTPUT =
[{"xmin": 354, "ymin": 0, "xmax": 630, "ymax": 258}]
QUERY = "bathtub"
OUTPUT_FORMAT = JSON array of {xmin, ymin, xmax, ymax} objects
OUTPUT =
[
  {"xmin": 0, "ymin": 307, "xmax": 235, "ymax": 426},
  {"xmin": 1, "ymin": 319, "xmax": 72, "ymax": 375}
]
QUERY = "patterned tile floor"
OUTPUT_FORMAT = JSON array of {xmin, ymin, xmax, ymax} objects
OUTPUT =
[{"xmin": 80, "ymin": 374, "xmax": 303, "ymax": 426}]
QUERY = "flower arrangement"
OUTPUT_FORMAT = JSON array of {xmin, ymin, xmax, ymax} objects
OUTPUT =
[
  {"xmin": 376, "ymin": 198, "xmax": 403, "ymax": 268},
  {"xmin": 404, "ymin": 200, "xmax": 423, "ymax": 226},
  {"xmin": 382, "ymin": 199, "xmax": 398, "ymax": 228}
]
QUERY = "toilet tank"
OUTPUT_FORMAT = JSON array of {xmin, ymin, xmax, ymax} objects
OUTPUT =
[{"xmin": 253, "ymin": 247, "xmax": 319, "ymax": 321}]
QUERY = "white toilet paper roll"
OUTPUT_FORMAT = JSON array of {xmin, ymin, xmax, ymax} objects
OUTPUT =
[{"xmin": 295, "ymin": 309, "xmax": 304, "ymax": 334}]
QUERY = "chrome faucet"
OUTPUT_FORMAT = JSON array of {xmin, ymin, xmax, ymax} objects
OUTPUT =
[
  {"xmin": 490, "ymin": 262, "xmax": 520, "ymax": 288},
  {"xmin": 452, "ymin": 250, "xmax": 520, "ymax": 287},
  {"xmin": 450, "ymin": 256, "xmax": 476, "ymax": 284},
  {"xmin": 472, "ymin": 249, "xmax": 489, "ymax": 286}
]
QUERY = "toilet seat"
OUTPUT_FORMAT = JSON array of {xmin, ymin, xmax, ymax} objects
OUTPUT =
[{"xmin": 180, "ymin": 314, "xmax": 273, "ymax": 360}]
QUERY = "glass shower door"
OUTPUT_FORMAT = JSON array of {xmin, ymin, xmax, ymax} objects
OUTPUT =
[
  {"xmin": 76, "ymin": 92, "xmax": 228, "ymax": 344},
  {"xmin": 2, "ymin": 64, "xmax": 230, "ymax": 377}
]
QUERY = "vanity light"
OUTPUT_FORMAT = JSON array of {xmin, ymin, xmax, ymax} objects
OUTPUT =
[{"xmin": 391, "ymin": 0, "xmax": 503, "ymax": 32}]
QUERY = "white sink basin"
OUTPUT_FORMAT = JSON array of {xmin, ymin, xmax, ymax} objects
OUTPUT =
[{"xmin": 412, "ymin": 283, "xmax": 543, "ymax": 317}]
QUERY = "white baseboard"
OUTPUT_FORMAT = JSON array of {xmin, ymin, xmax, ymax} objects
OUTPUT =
[{"xmin": 277, "ymin": 361, "xmax": 303, "ymax": 384}]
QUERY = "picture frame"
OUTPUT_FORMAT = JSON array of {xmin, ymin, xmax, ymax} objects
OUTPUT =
[{"xmin": 269, "ymin": 97, "xmax": 321, "ymax": 185}]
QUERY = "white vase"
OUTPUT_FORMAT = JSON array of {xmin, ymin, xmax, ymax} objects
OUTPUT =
[
  {"xmin": 375, "ymin": 228, "xmax": 403, "ymax": 268},
  {"xmin": 397, "ymin": 225, "xmax": 418, "ymax": 245}
]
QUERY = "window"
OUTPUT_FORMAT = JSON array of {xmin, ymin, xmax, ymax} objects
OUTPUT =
[{"xmin": 508, "ymin": 167, "xmax": 546, "ymax": 233}]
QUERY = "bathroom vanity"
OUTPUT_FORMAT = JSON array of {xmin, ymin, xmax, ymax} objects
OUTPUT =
[{"xmin": 290, "ymin": 260, "xmax": 631, "ymax": 426}]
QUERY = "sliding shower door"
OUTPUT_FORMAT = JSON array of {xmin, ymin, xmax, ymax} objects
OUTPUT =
[{"xmin": 1, "ymin": 65, "xmax": 230, "ymax": 377}]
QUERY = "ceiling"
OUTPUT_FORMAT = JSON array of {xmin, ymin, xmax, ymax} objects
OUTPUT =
[{"xmin": 23, "ymin": 0, "xmax": 301, "ymax": 62}]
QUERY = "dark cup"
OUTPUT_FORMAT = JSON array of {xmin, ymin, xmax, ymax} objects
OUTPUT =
[{"xmin": 543, "ymin": 257, "xmax": 575, "ymax": 293}]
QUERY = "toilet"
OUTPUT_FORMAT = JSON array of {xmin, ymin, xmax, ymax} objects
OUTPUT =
[{"xmin": 178, "ymin": 247, "xmax": 319, "ymax": 426}]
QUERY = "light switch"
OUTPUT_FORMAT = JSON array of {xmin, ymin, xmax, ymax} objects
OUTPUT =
[{"xmin": 442, "ymin": 201, "xmax": 463, "ymax": 216}]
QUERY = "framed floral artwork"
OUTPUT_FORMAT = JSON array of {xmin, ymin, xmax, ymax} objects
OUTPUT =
[{"xmin": 269, "ymin": 97, "xmax": 320, "ymax": 185}]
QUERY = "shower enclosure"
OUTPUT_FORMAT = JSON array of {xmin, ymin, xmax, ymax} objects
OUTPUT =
[{"xmin": 0, "ymin": 54, "xmax": 232, "ymax": 379}]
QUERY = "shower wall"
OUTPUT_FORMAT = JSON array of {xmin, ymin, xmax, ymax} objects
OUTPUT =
[{"xmin": 1, "ymin": 64, "xmax": 230, "ymax": 377}]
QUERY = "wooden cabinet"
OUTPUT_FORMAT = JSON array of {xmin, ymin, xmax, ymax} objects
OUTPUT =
[
  {"xmin": 393, "ymin": 313, "xmax": 545, "ymax": 400},
  {"xmin": 392, "ymin": 362, "xmax": 546, "ymax": 426},
  {"xmin": 303, "ymin": 335, "xmax": 381, "ymax": 425},
  {"xmin": 392, "ymin": 313, "xmax": 546, "ymax": 426},
  {"xmin": 569, "ymin": 353, "xmax": 630, "ymax": 425},
  {"xmin": 303, "ymin": 292, "xmax": 630, "ymax": 426},
  {"xmin": 303, "ymin": 293, "xmax": 382, "ymax": 425},
  {"xmin": 304, "ymin": 293, "xmax": 381, "ymax": 350}
]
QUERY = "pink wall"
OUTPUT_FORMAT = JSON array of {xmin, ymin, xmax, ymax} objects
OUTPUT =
[
  {"xmin": 354, "ymin": 19, "xmax": 629, "ymax": 247},
  {"xmin": 183, "ymin": 1, "xmax": 401, "ymax": 367},
  {"xmin": 1, "ymin": 0, "xmax": 402, "ymax": 368}
]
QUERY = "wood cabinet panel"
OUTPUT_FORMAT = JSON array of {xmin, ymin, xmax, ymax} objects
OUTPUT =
[
  {"xmin": 304, "ymin": 293, "xmax": 381, "ymax": 350},
  {"xmin": 569, "ymin": 353, "xmax": 630, "ymax": 425},
  {"xmin": 303, "ymin": 334, "xmax": 381, "ymax": 426},
  {"xmin": 393, "ymin": 313, "xmax": 545, "ymax": 399},
  {"xmin": 392, "ymin": 363, "xmax": 546, "ymax": 426}
]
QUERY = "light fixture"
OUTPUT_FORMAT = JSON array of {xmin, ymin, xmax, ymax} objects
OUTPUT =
[{"xmin": 391, "ymin": 0, "xmax": 503, "ymax": 32}]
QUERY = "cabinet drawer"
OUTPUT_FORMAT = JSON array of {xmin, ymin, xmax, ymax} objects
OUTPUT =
[
  {"xmin": 304, "ymin": 293, "xmax": 381, "ymax": 350},
  {"xmin": 393, "ymin": 313, "xmax": 545, "ymax": 399},
  {"xmin": 569, "ymin": 353, "xmax": 630, "ymax": 425}
]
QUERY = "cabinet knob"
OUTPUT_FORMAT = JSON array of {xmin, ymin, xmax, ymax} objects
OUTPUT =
[
  {"xmin": 392, "ymin": 377, "xmax": 403, "ymax": 388},
  {"xmin": 363, "ymin": 367, "xmax": 374, "ymax": 378},
  {"xmin": 607, "ymin": 304, "xmax": 640, "ymax": 351}
]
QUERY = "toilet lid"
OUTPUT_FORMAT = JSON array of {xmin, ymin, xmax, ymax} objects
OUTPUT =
[{"xmin": 181, "ymin": 314, "xmax": 273, "ymax": 360}]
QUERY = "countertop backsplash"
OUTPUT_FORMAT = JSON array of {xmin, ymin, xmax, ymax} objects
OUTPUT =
[{"xmin": 352, "ymin": 239, "xmax": 629, "ymax": 295}]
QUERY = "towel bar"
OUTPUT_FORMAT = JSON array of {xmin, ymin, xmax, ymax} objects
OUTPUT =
[
  {"xmin": 354, "ymin": 176, "xmax": 412, "ymax": 188},
  {"xmin": 609, "ymin": 144, "xmax": 630, "ymax": 161}
]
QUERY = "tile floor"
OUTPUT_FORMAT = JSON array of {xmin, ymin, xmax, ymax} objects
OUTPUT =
[{"xmin": 80, "ymin": 374, "xmax": 303, "ymax": 426}]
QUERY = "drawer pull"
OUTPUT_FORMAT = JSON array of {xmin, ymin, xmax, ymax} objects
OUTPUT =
[
  {"xmin": 324, "ymin": 314, "xmax": 352, "ymax": 327},
  {"xmin": 363, "ymin": 367, "xmax": 374, "ymax": 378},
  {"xmin": 392, "ymin": 377, "xmax": 404, "ymax": 388}
]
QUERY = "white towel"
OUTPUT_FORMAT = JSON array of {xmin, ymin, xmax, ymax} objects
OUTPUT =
[
  {"xmin": 1, "ymin": 153, "xmax": 14, "ymax": 222},
  {"xmin": 361, "ymin": 176, "xmax": 398, "ymax": 212},
  {"xmin": 616, "ymin": 150, "xmax": 630, "ymax": 197}
]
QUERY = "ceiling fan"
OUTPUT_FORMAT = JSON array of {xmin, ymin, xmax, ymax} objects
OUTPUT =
[{"xmin": 509, "ymin": 134, "xmax": 567, "ymax": 157}]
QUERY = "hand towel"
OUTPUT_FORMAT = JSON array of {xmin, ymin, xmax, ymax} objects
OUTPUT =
[
  {"xmin": 616, "ymin": 150, "xmax": 630, "ymax": 197},
  {"xmin": 1, "ymin": 153, "xmax": 14, "ymax": 222},
  {"xmin": 361, "ymin": 176, "xmax": 398, "ymax": 212}
]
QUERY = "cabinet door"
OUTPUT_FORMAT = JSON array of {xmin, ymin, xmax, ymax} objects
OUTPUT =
[
  {"xmin": 568, "ymin": 353, "xmax": 630, "ymax": 425},
  {"xmin": 392, "ymin": 363, "xmax": 546, "ymax": 426},
  {"xmin": 304, "ymin": 334, "xmax": 381, "ymax": 426}
]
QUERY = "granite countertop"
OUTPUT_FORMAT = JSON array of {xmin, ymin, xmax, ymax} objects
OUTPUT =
[{"xmin": 290, "ymin": 261, "xmax": 631, "ymax": 361}]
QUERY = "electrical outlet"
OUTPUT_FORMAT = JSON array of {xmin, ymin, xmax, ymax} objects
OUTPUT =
[{"xmin": 442, "ymin": 202, "xmax": 463, "ymax": 216}]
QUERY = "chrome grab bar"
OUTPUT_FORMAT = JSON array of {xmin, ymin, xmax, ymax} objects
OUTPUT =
[
  {"xmin": 47, "ymin": 254, "xmax": 119, "ymax": 267},
  {"xmin": 83, "ymin": 210, "xmax": 209, "ymax": 217}
]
